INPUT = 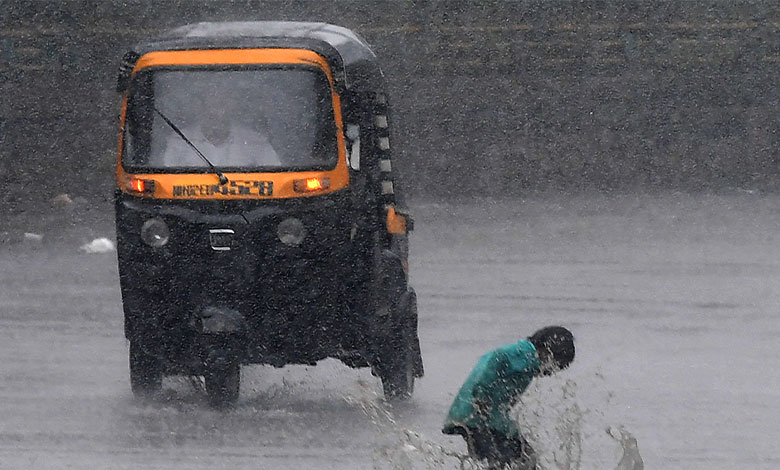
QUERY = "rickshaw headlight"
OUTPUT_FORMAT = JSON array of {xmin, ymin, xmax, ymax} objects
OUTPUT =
[
  {"xmin": 277, "ymin": 218, "xmax": 306, "ymax": 246},
  {"xmin": 141, "ymin": 218, "xmax": 170, "ymax": 248}
]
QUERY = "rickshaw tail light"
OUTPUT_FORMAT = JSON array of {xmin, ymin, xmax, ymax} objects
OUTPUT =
[
  {"xmin": 128, "ymin": 178, "xmax": 155, "ymax": 194},
  {"xmin": 294, "ymin": 177, "xmax": 330, "ymax": 193}
]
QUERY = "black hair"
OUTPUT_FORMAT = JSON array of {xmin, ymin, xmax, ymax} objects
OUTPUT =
[{"xmin": 528, "ymin": 326, "xmax": 575, "ymax": 370}]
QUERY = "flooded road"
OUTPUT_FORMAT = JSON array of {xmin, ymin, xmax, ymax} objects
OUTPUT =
[{"xmin": 1, "ymin": 193, "xmax": 779, "ymax": 469}]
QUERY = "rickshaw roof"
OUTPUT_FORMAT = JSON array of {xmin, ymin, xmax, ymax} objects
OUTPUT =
[{"xmin": 132, "ymin": 21, "xmax": 384, "ymax": 92}]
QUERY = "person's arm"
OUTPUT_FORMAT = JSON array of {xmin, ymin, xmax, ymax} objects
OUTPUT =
[{"xmin": 471, "ymin": 351, "xmax": 508, "ymax": 415}]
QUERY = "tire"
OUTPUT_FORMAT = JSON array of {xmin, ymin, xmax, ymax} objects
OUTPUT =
[
  {"xmin": 205, "ymin": 363, "xmax": 240, "ymax": 408},
  {"xmin": 129, "ymin": 340, "xmax": 162, "ymax": 398},
  {"xmin": 381, "ymin": 345, "xmax": 415, "ymax": 400},
  {"xmin": 379, "ymin": 290, "xmax": 420, "ymax": 401}
]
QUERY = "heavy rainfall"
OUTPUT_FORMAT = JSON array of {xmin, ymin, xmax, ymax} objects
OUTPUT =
[{"xmin": 1, "ymin": 1, "xmax": 779, "ymax": 469}]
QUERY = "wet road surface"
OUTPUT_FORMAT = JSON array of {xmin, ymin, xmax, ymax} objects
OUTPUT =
[{"xmin": 1, "ymin": 193, "xmax": 779, "ymax": 469}]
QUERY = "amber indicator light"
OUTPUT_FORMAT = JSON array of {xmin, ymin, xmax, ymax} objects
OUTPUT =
[{"xmin": 294, "ymin": 177, "xmax": 330, "ymax": 193}]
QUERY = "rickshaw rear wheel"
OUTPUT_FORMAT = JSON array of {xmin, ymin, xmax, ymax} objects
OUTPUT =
[
  {"xmin": 129, "ymin": 340, "xmax": 163, "ymax": 397},
  {"xmin": 379, "ymin": 290, "xmax": 419, "ymax": 401},
  {"xmin": 380, "ymin": 347, "xmax": 415, "ymax": 400},
  {"xmin": 205, "ymin": 364, "xmax": 240, "ymax": 408}
]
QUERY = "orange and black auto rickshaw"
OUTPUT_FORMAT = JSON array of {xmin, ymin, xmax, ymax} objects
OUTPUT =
[{"xmin": 115, "ymin": 21, "xmax": 422, "ymax": 406}]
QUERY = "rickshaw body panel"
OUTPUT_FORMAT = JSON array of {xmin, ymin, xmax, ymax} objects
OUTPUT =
[{"xmin": 117, "ymin": 190, "xmax": 379, "ymax": 370}]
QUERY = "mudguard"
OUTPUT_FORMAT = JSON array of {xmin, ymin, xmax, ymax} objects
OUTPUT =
[{"xmin": 380, "ymin": 249, "xmax": 407, "ymax": 297}]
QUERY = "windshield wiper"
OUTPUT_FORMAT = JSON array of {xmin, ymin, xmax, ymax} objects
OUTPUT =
[{"xmin": 152, "ymin": 106, "xmax": 229, "ymax": 185}]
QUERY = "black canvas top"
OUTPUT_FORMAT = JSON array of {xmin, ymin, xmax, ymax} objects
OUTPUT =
[{"xmin": 130, "ymin": 21, "xmax": 384, "ymax": 92}]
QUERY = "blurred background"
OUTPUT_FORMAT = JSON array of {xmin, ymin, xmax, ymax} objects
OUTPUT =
[{"xmin": 1, "ymin": 0, "xmax": 778, "ymax": 208}]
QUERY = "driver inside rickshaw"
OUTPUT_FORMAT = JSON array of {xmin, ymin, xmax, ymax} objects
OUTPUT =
[
  {"xmin": 159, "ymin": 90, "xmax": 281, "ymax": 168},
  {"xmin": 127, "ymin": 67, "xmax": 338, "ymax": 172}
]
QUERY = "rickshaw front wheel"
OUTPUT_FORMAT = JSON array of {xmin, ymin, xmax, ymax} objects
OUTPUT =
[
  {"xmin": 129, "ymin": 340, "xmax": 163, "ymax": 398},
  {"xmin": 205, "ymin": 364, "xmax": 240, "ymax": 408}
]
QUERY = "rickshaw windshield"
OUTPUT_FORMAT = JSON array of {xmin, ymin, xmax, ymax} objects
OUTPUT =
[{"xmin": 124, "ymin": 66, "xmax": 338, "ymax": 172}]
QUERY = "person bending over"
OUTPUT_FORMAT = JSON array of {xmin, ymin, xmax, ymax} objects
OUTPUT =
[{"xmin": 442, "ymin": 326, "xmax": 575, "ymax": 469}]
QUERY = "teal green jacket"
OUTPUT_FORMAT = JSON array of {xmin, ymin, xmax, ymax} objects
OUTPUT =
[{"xmin": 442, "ymin": 340, "xmax": 540, "ymax": 438}]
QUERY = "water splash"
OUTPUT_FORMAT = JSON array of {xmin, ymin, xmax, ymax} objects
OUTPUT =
[
  {"xmin": 344, "ymin": 380, "xmax": 477, "ymax": 470},
  {"xmin": 345, "ymin": 378, "xmax": 641, "ymax": 470},
  {"xmin": 607, "ymin": 427, "xmax": 644, "ymax": 470},
  {"xmin": 512, "ymin": 379, "xmax": 584, "ymax": 470},
  {"xmin": 515, "ymin": 375, "xmax": 645, "ymax": 470}
]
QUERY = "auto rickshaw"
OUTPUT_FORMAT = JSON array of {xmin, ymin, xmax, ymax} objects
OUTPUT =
[{"xmin": 114, "ymin": 21, "xmax": 423, "ymax": 406}]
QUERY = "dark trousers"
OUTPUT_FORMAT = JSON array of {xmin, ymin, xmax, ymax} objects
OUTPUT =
[{"xmin": 461, "ymin": 428, "xmax": 536, "ymax": 469}]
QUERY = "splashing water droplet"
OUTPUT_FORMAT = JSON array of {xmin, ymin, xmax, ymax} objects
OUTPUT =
[{"xmin": 607, "ymin": 427, "xmax": 644, "ymax": 470}]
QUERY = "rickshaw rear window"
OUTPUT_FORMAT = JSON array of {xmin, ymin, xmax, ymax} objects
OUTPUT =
[{"xmin": 124, "ymin": 66, "xmax": 338, "ymax": 172}]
